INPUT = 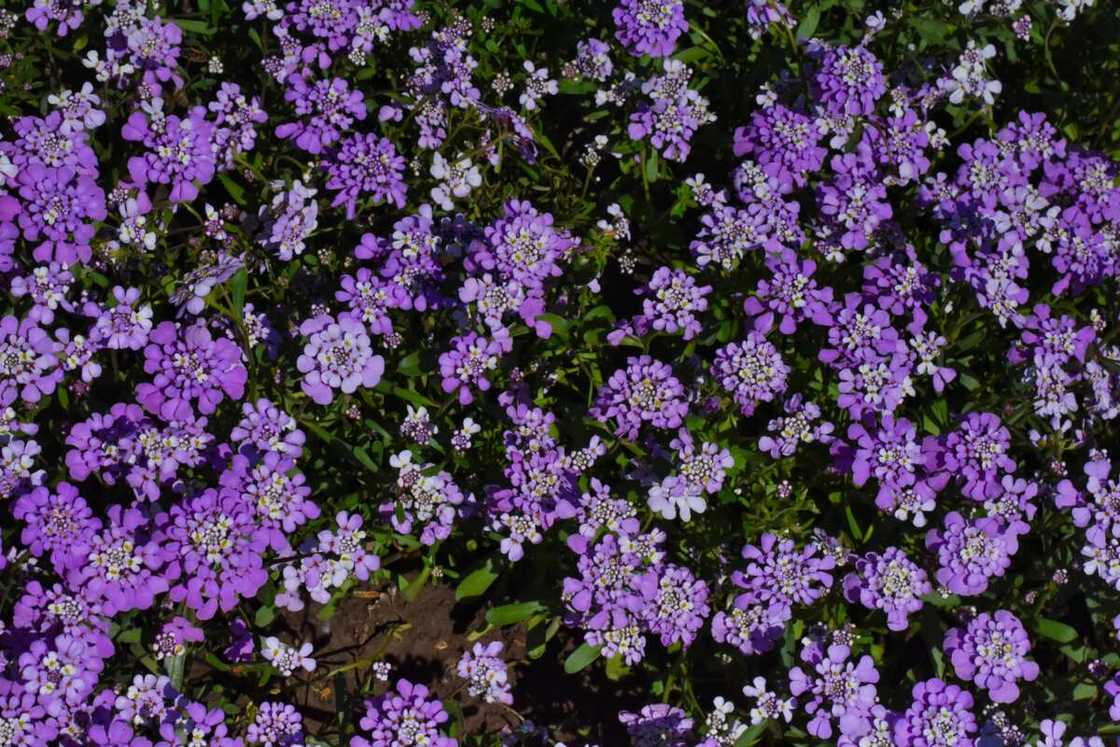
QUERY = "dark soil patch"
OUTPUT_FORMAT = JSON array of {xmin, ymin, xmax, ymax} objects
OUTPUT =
[{"xmin": 262, "ymin": 577, "xmax": 640, "ymax": 744}]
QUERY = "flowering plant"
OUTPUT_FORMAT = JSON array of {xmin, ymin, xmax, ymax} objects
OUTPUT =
[{"xmin": 0, "ymin": 0, "xmax": 1119, "ymax": 744}]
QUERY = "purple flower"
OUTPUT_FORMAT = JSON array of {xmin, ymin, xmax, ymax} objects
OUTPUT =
[
  {"xmin": 319, "ymin": 510, "xmax": 381, "ymax": 581},
  {"xmin": 230, "ymin": 398, "xmax": 306, "ymax": 460},
  {"xmin": 86, "ymin": 286, "xmax": 154, "ymax": 350},
  {"xmin": 325, "ymin": 133, "xmax": 408, "ymax": 219},
  {"xmin": 575, "ymin": 478, "xmax": 640, "ymax": 537},
  {"xmin": 339, "ymin": 268, "xmax": 407, "ymax": 337},
  {"xmin": 12, "ymin": 482, "xmax": 99, "ymax": 574},
  {"xmin": 926, "ymin": 511, "xmax": 1019, "ymax": 596},
  {"xmin": 713, "ymin": 333, "xmax": 790, "ymax": 416},
  {"xmin": 817, "ymin": 147, "xmax": 894, "ymax": 250},
  {"xmin": 846, "ymin": 415, "xmax": 929, "ymax": 504},
  {"xmin": 381, "ymin": 450, "xmax": 468, "ymax": 545},
  {"xmin": 690, "ymin": 203, "xmax": 778, "ymax": 270},
  {"xmin": 126, "ymin": 16, "xmax": 184, "ymax": 90},
  {"xmin": 259, "ymin": 180, "xmax": 319, "ymax": 261},
  {"xmin": 591, "ymin": 355, "xmax": 689, "ymax": 439},
  {"xmin": 81, "ymin": 505, "xmax": 170, "ymax": 616},
  {"xmin": 0, "ymin": 315, "xmax": 63, "ymax": 405},
  {"xmin": 137, "ymin": 321, "xmax": 248, "ymax": 420},
  {"xmin": 810, "ymin": 43, "xmax": 887, "ymax": 117},
  {"xmin": 647, "ymin": 474, "xmax": 706, "ymax": 522},
  {"xmin": 637, "ymin": 266, "xmax": 711, "ymax": 340},
  {"xmin": 297, "ymin": 314, "xmax": 385, "ymax": 405},
  {"xmin": 438, "ymin": 331, "xmax": 506, "ymax": 406},
  {"xmin": 10, "ymin": 263, "xmax": 74, "ymax": 324},
  {"xmin": 351, "ymin": 679, "xmax": 457, "ymax": 747},
  {"xmin": 733, "ymin": 104, "xmax": 827, "ymax": 187},
  {"xmin": 154, "ymin": 616, "xmax": 205, "ymax": 660},
  {"xmin": 744, "ymin": 0, "xmax": 793, "ymax": 38},
  {"xmin": 113, "ymin": 673, "xmax": 176, "ymax": 729},
  {"xmin": 157, "ymin": 702, "xmax": 240, "ymax": 747},
  {"xmin": 157, "ymin": 488, "xmax": 269, "ymax": 620},
  {"xmin": 618, "ymin": 704, "xmax": 693, "ymax": 746},
  {"xmin": 26, "ymin": 0, "xmax": 87, "ymax": 35},
  {"xmin": 788, "ymin": 641, "xmax": 879, "ymax": 739},
  {"xmin": 220, "ymin": 452, "xmax": 319, "ymax": 551},
  {"xmin": 944, "ymin": 609, "xmax": 1038, "ymax": 703},
  {"xmin": 476, "ymin": 199, "xmax": 576, "ymax": 290},
  {"xmin": 711, "ymin": 602, "xmax": 787, "ymax": 656},
  {"xmin": 13, "ymin": 580, "xmax": 111, "ymax": 655},
  {"xmin": 842, "ymin": 546, "xmax": 930, "ymax": 631},
  {"xmin": 627, "ymin": 61, "xmax": 715, "ymax": 162},
  {"xmin": 18, "ymin": 634, "xmax": 104, "ymax": 716},
  {"xmin": 457, "ymin": 642, "xmax": 513, "ymax": 705},
  {"xmin": 5, "ymin": 112, "xmax": 99, "ymax": 175},
  {"xmin": 121, "ymin": 106, "xmax": 216, "ymax": 203},
  {"xmin": 571, "ymin": 38, "xmax": 614, "ymax": 81},
  {"xmin": 248, "ymin": 702, "xmax": 305, "ymax": 747},
  {"xmin": 941, "ymin": 412, "xmax": 1017, "ymax": 501},
  {"xmin": 672, "ymin": 429, "xmax": 733, "ymax": 494},
  {"xmin": 226, "ymin": 618, "xmax": 256, "ymax": 664},
  {"xmin": 209, "ymin": 81, "xmax": 268, "ymax": 167},
  {"xmin": 612, "ymin": 0, "xmax": 687, "ymax": 58},
  {"xmin": 820, "ymin": 294, "xmax": 903, "ymax": 368},
  {"xmin": 635, "ymin": 563, "xmax": 710, "ymax": 647},
  {"xmin": 744, "ymin": 250, "xmax": 834, "ymax": 335},
  {"xmin": 733, "ymin": 533, "xmax": 835, "ymax": 609},
  {"xmin": 15, "ymin": 162, "xmax": 106, "ymax": 264},
  {"xmin": 894, "ymin": 678, "xmax": 977, "ymax": 747},
  {"xmin": 1, "ymin": 437, "xmax": 45, "ymax": 499},
  {"xmin": 758, "ymin": 394, "xmax": 834, "ymax": 458},
  {"xmin": 275, "ymin": 75, "xmax": 367, "ymax": 154}
]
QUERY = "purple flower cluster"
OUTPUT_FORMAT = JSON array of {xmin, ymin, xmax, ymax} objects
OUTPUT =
[{"xmin": 351, "ymin": 679, "xmax": 457, "ymax": 747}]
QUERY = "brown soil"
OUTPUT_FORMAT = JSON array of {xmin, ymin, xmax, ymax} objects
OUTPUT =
[{"xmin": 263, "ymin": 577, "xmax": 639, "ymax": 744}]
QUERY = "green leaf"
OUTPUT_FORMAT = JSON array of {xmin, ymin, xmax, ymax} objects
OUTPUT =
[
  {"xmin": 254, "ymin": 605, "xmax": 275, "ymax": 627},
  {"xmin": 735, "ymin": 721, "xmax": 767, "ymax": 747},
  {"xmin": 397, "ymin": 352, "xmax": 422, "ymax": 378},
  {"xmin": 164, "ymin": 652, "xmax": 187, "ymax": 690},
  {"xmin": 219, "ymin": 172, "xmax": 246, "ymax": 205},
  {"xmin": 172, "ymin": 18, "xmax": 215, "ymax": 36},
  {"xmin": 845, "ymin": 506, "xmax": 863, "ymax": 542},
  {"xmin": 229, "ymin": 268, "xmax": 248, "ymax": 322},
  {"xmin": 1034, "ymin": 618, "xmax": 1078, "ymax": 644},
  {"xmin": 116, "ymin": 628, "xmax": 142, "ymax": 644},
  {"xmin": 353, "ymin": 446, "xmax": 380, "ymax": 475},
  {"xmin": 1073, "ymin": 682, "xmax": 1098, "ymax": 700},
  {"xmin": 456, "ymin": 562, "xmax": 498, "ymax": 600},
  {"xmin": 563, "ymin": 642, "xmax": 601, "ymax": 674},
  {"xmin": 644, "ymin": 150, "xmax": 659, "ymax": 183},
  {"xmin": 796, "ymin": 5, "xmax": 821, "ymax": 41},
  {"xmin": 486, "ymin": 601, "xmax": 545, "ymax": 626},
  {"xmin": 604, "ymin": 654, "xmax": 629, "ymax": 681},
  {"xmin": 402, "ymin": 565, "xmax": 431, "ymax": 603}
]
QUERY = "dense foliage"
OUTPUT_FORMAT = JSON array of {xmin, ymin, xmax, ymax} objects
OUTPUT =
[{"xmin": 2, "ymin": 0, "xmax": 1120, "ymax": 745}]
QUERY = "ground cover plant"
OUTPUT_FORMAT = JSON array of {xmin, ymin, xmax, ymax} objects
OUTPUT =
[{"xmin": 2, "ymin": 0, "xmax": 1120, "ymax": 744}]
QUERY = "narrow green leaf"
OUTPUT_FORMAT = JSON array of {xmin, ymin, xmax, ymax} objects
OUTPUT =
[
  {"xmin": 563, "ymin": 642, "xmax": 601, "ymax": 674},
  {"xmin": 1034, "ymin": 618, "xmax": 1078, "ymax": 644},
  {"xmin": 455, "ymin": 562, "xmax": 498, "ymax": 600},
  {"xmin": 486, "ymin": 601, "xmax": 544, "ymax": 626}
]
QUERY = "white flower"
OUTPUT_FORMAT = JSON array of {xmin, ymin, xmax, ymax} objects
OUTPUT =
[
  {"xmin": 519, "ymin": 61, "xmax": 558, "ymax": 111},
  {"xmin": 430, "ymin": 153, "xmax": 482, "ymax": 210},
  {"xmin": 647, "ymin": 476, "xmax": 707, "ymax": 522},
  {"xmin": 261, "ymin": 637, "xmax": 316, "ymax": 676},
  {"xmin": 742, "ymin": 677, "xmax": 795, "ymax": 724}
]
